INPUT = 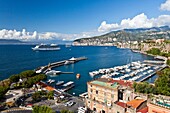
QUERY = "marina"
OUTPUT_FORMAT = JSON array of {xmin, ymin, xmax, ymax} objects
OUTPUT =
[{"xmin": 89, "ymin": 60, "xmax": 167, "ymax": 82}]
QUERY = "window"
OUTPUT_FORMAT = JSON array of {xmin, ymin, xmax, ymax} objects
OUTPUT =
[
  {"xmin": 111, "ymin": 94, "xmax": 114, "ymax": 98},
  {"xmin": 93, "ymin": 108, "xmax": 96, "ymax": 111},
  {"xmin": 96, "ymin": 90, "xmax": 98, "ymax": 94},
  {"xmin": 101, "ymin": 110, "xmax": 105, "ymax": 113},
  {"xmin": 117, "ymin": 112, "xmax": 120, "ymax": 113},
  {"xmin": 91, "ymin": 89, "xmax": 93, "ymax": 93}
]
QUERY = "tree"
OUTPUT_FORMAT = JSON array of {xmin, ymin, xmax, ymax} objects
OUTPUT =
[
  {"xmin": 0, "ymin": 85, "xmax": 8, "ymax": 99},
  {"xmin": 32, "ymin": 92, "xmax": 42, "ymax": 102},
  {"xmin": 60, "ymin": 109, "xmax": 74, "ymax": 113},
  {"xmin": 9, "ymin": 74, "xmax": 19, "ymax": 83},
  {"xmin": 146, "ymin": 48, "xmax": 161, "ymax": 55},
  {"xmin": 33, "ymin": 105, "xmax": 54, "ymax": 113},
  {"xmin": 167, "ymin": 59, "xmax": 170, "ymax": 66},
  {"xmin": 47, "ymin": 91, "xmax": 54, "ymax": 100}
]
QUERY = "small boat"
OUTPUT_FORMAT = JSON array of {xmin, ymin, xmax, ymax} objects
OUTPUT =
[
  {"xmin": 49, "ymin": 79, "xmax": 55, "ymax": 84},
  {"xmin": 76, "ymin": 73, "xmax": 81, "ymax": 79},
  {"xmin": 60, "ymin": 81, "xmax": 75, "ymax": 92},
  {"xmin": 47, "ymin": 79, "xmax": 52, "ymax": 83},
  {"xmin": 56, "ymin": 81, "xmax": 64, "ymax": 86},
  {"xmin": 45, "ymin": 70, "xmax": 61, "ymax": 75}
]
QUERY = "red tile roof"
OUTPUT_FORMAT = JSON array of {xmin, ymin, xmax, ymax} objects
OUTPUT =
[
  {"xmin": 127, "ymin": 99, "xmax": 145, "ymax": 109},
  {"xmin": 137, "ymin": 107, "xmax": 148, "ymax": 113},
  {"xmin": 116, "ymin": 101, "xmax": 127, "ymax": 108},
  {"xmin": 96, "ymin": 78, "xmax": 133, "ymax": 87},
  {"xmin": 110, "ymin": 79, "xmax": 133, "ymax": 87},
  {"xmin": 37, "ymin": 82, "xmax": 55, "ymax": 91}
]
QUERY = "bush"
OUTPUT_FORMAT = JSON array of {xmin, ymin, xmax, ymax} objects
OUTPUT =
[
  {"xmin": 9, "ymin": 74, "xmax": 20, "ymax": 83},
  {"xmin": 19, "ymin": 70, "xmax": 36, "ymax": 78},
  {"xmin": 33, "ymin": 105, "xmax": 54, "ymax": 113},
  {"xmin": 134, "ymin": 68, "xmax": 170, "ymax": 96},
  {"xmin": 146, "ymin": 48, "xmax": 161, "ymax": 55},
  {"xmin": 167, "ymin": 59, "xmax": 170, "ymax": 66}
]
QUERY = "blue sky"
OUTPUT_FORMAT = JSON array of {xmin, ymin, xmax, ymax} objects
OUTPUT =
[{"xmin": 0, "ymin": 0, "xmax": 170, "ymax": 41}]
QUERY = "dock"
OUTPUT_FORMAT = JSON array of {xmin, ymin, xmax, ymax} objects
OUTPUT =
[
  {"xmin": 35, "ymin": 57, "xmax": 87, "ymax": 73},
  {"xmin": 143, "ymin": 60, "xmax": 165, "ymax": 64},
  {"xmin": 139, "ymin": 64, "xmax": 167, "ymax": 82}
]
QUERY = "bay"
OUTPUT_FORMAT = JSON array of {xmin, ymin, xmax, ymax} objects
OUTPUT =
[{"xmin": 0, "ymin": 45, "xmax": 155, "ymax": 95}]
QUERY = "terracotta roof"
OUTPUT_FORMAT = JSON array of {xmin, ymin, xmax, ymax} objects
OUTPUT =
[
  {"xmin": 110, "ymin": 79, "xmax": 133, "ymax": 87},
  {"xmin": 96, "ymin": 78, "xmax": 133, "ymax": 87},
  {"xmin": 37, "ymin": 82, "xmax": 55, "ymax": 91},
  {"xmin": 45, "ymin": 86, "xmax": 55, "ymax": 91},
  {"xmin": 127, "ymin": 99, "xmax": 145, "ymax": 109},
  {"xmin": 116, "ymin": 101, "xmax": 127, "ymax": 108},
  {"xmin": 137, "ymin": 107, "xmax": 148, "ymax": 113}
]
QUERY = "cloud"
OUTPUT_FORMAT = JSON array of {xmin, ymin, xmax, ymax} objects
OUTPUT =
[
  {"xmin": 98, "ymin": 13, "xmax": 170, "ymax": 32},
  {"xmin": 1, "ymin": 1, "xmax": 170, "ymax": 42},
  {"xmin": 160, "ymin": 0, "xmax": 170, "ymax": 11},
  {"xmin": 0, "ymin": 29, "xmax": 39, "ymax": 41},
  {"xmin": 0, "ymin": 29, "xmax": 100, "ymax": 41}
]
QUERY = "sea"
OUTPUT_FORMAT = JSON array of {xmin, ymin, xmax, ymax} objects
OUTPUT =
[{"xmin": 0, "ymin": 45, "xmax": 157, "ymax": 95}]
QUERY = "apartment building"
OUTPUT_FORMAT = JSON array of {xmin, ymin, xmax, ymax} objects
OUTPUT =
[{"xmin": 85, "ymin": 78, "xmax": 134, "ymax": 113}]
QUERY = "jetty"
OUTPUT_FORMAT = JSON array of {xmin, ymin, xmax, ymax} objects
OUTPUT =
[
  {"xmin": 139, "ymin": 64, "xmax": 167, "ymax": 82},
  {"xmin": 143, "ymin": 60, "xmax": 165, "ymax": 64},
  {"xmin": 35, "ymin": 57, "xmax": 87, "ymax": 73}
]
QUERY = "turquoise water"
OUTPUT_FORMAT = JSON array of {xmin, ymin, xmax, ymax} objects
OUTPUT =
[{"xmin": 0, "ymin": 45, "xmax": 155, "ymax": 95}]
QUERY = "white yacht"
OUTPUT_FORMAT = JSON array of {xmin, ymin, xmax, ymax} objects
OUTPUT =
[{"xmin": 45, "ymin": 70, "xmax": 61, "ymax": 75}]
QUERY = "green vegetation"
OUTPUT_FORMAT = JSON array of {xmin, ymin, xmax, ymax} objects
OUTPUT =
[
  {"xmin": 133, "ymin": 68, "xmax": 170, "ymax": 96},
  {"xmin": 0, "ymin": 79, "xmax": 10, "ymax": 99},
  {"xmin": 164, "ymin": 40, "xmax": 170, "ymax": 43},
  {"xmin": 0, "ymin": 70, "xmax": 47, "ymax": 100},
  {"xmin": 21, "ymin": 74, "xmax": 46, "ymax": 88},
  {"xmin": 32, "ymin": 91, "xmax": 43, "ymax": 102},
  {"xmin": 146, "ymin": 48, "xmax": 170, "ymax": 57},
  {"xmin": 47, "ymin": 91, "xmax": 54, "ymax": 100},
  {"xmin": 167, "ymin": 59, "xmax": 170, "ymax": 66},
  {"xmin": 146, "ymin": 48, "xmax": 161, "ymax": 55},
  {"xmin": 60, "ymin": 109, "xmax": 74, "ymax": 113},
  {"xmin": 133, "ymin": 82, "xmax": 158, "ymax": 94},
  {"xmin": 32, "ymin": 91, "xmax": 54, "ymax": 102},
  {"xmin": 0, "ymin": 85, "xmax": 9, "ymax": 99},
  {"xmin": 33, "ymin": 105, "xmax": 55, "ymax": 113},
  {"xmin": 155, "ymin": 68, "xmax": 170, "ymax": 96}
]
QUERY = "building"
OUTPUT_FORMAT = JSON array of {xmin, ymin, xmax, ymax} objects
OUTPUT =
[
  {"xmin": 85, "ymin": 78, "xmax": 134, "ymax": 113},
  {"xmin": 147, "ymin": 95, "xmax": 170, "ymax": 113}
]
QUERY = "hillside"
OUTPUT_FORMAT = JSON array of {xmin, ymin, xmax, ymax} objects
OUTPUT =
[{"xmin": 74, "ymin": 26, "xmax": 170, "ymax": 45}]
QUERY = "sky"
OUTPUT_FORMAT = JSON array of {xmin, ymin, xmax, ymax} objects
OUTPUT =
[{"xmin": 0, "ymin": 0, "xmax": 170, "ymax": 41}]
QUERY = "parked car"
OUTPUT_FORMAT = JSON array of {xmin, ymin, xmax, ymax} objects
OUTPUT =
[
  {"xmin": 78, "ymin": 107, "xmax": 87, "ymax": 113},
  {"xmin": 64, "ymin": 101, "xmax": 74, "ymax": 106}
]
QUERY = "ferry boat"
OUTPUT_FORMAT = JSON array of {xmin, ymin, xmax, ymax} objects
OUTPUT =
[
  {"xmin": 56, "ymin": 81, "xmax": 64, "ymax": 86},
  {"xmin": 32, "ymin": 44, "xmax": 60, "ymax": 51},
  {"xmin": 60, "ymin": 81, "xmax": 75, "ymax": 92}
]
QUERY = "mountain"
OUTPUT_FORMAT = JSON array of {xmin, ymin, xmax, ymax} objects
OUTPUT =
[
  {"xmin": 121, "ymin": 26, "xmax": 170, "ymax": 33},
  {"xmin": 74, "ymin": 26, "xmax": 170, "ymax": 44}
]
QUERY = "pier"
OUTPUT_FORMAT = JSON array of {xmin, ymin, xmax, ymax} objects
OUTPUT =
[
  {"xmin": 35, "ymin": 57, "xmax": 87, "ymax": 73},
  {"xmin": 143, "ymin": 60, "xmax": 165, "ymax": 64},
  {"xmin": 139, "ymin": 64, "xmax": 168, "ymax": 82}
]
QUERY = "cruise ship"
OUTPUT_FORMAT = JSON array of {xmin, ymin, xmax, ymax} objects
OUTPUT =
[{"xmin": 32, "ymin": 44, "xmax": 60, "ymax": 51}]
